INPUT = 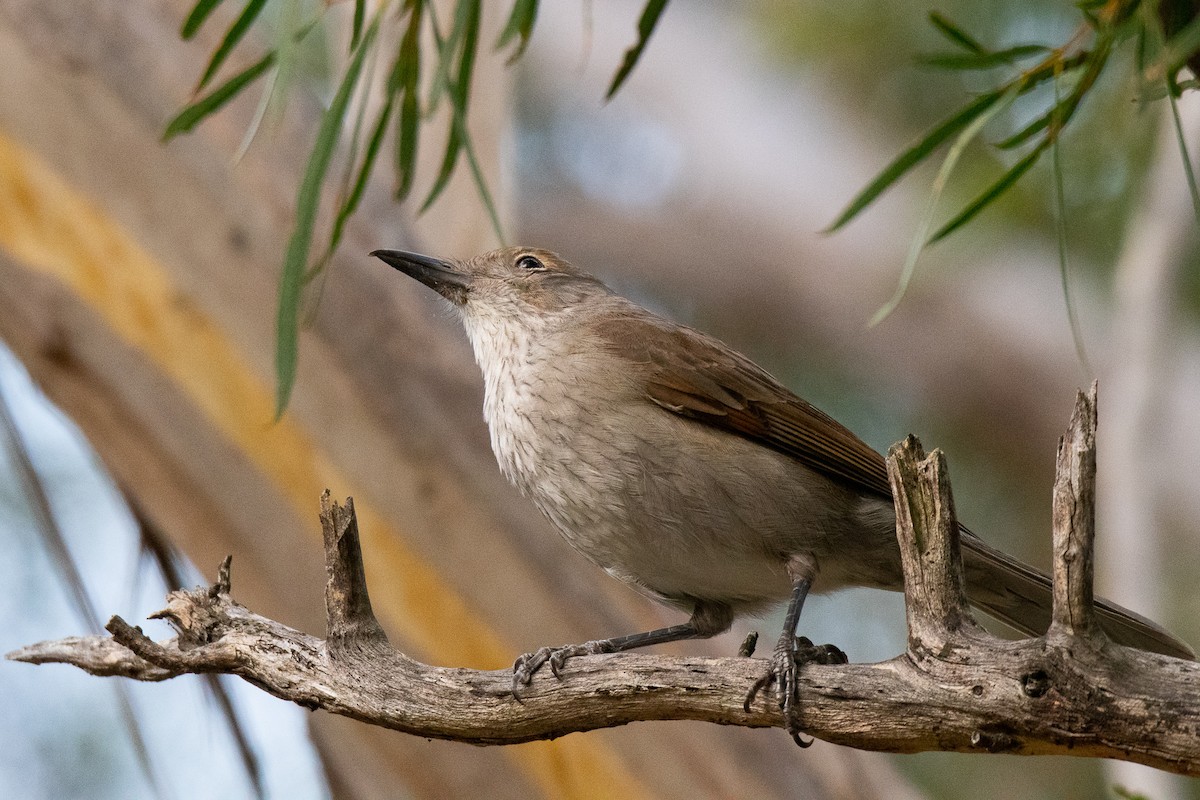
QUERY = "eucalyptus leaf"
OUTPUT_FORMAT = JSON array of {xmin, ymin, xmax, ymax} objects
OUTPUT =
[
  {"xmin": 197, "ymin": 0, "xmax": 269, "ymax": 92},
  {"xmin": 927, "ymin": 139, "xmax": 1050, "ymax": 244},
  {"xmin": 1050, "ymin": 73, "xmax": 1091, "ymax": 376},
  {"xmin": 351, "ymin": 0, "xmax": 366, "ymax": 52},
  {"xmin": 606, "ymin": 0, "xmax": 670, "ymax": 99},
  {"xmin": 276, "ymin": 15, "xmax": 380, "ymax": 417},
  {"xmin": 920, "ymin": 44, "xmax": 1051, "ymax": 70},
  {"xmin": 928, "ymin": 11, "xmax": 985, "ymax": 53},
  {"xmin": 324, "ymin": 94, "xmax": 394, "ymax": 267},
  {"xmin": 826, "ymin": 88, "xmax": 1005, "ymax": 232},
  {"xmin": 394, "ymin": 0, "xmax": 424, "ymax": 200},
  {"xmin": 163, "ymin": 51, "xmax": 276, "ymax": 140},
  {"xmin": 871, "ymin": 84, "xmax": 1021, "ymax": 326},
  {"xmin": 181, "ymin": 0, "xmax": 226, "ymax": 39},
  {"xmin": 422, "ymin": 0, "xmax": 480, "ymax": 212},
  {"xmin": 497, "ymin": 0, "xmax": 539, "ymax": 62}
]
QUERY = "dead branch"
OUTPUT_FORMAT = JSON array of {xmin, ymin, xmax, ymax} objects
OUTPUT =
[{"xmin": 8, "ymin": 386, "xmax": 1199, "ymax": 772}]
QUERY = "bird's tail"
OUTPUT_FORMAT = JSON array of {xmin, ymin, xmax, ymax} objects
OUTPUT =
[{"xmin": 960, "ymin": 535, "xmax": 1194, "ymax": 660}]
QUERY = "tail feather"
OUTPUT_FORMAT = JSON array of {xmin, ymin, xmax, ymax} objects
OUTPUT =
[{"xmin": 960, "ymin": 534, "xmax": 1194, "ymax": 660}]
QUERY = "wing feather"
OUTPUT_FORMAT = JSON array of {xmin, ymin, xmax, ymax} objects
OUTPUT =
[{"xmin": 592, "ymin": 313, "xmax": 891, "ymax": 499}]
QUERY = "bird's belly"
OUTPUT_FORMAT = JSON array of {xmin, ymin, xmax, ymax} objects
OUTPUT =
[{"xmin": 489, "ymin": 392, "xmax": 901, "ymax": 610}]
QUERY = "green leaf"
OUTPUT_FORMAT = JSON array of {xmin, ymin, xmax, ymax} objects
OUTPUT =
[
  {"xmin": 422, "ymin": 0, "xmax": 481, "ymax": 212},
  {"xmin": 606, "ymin": 0, "xmax": 669, "ymax": 100},
  {"xmin": 393, "ymin": 0, "xmax": 424, "ymax": 200},
  {"xmin": 181, "ymin": 0, "xmax": 226, "ymax": 39},
  {"xmin": 163, "ymin": 51, "xmax": 276, "ymax": 140},
  {"xmin": 453, "ymin": 0, "xmax": 482, "ymax": 104},
  {"xmin": 497, "ymin": 0, "xmax": 539, "ymax": 62},
  {"xmin": 826, "ymin": 88, "xmax": 1005, "ymax": 232},
  {"xmin": 197, "ymin": 0, "xmax": 269, "ymax": 92},
  {"xmin": 323, "ymin": 94, "xmax": 394, "ymax": 267},
  {"xmin": 1050, "ymin": 74, "xmax": 1091, "ymax": 376},
  {"xmin": 928, "ymin": 11, "xmax": 985, "ymax": 53},
  {"xmin": 999, "ymin": 42, "xmax": 1107, "ymax": 151},
  {"xmin": 275, "ymin": 15, "xmax": 380, "ymax": 418},
  {"xmin": 871, "ymin": 83, "xmax": 1021, "ymax": 326},
  {"xmin": 927, "ymin": 139, "xmax": 1049, "ymax": 244},
  {"xmin": 459, "ymin": 114, "xmax": 506, "ymax": 244},
  {"xmin": 995, "ymin": 104, "xmax": 1057, "ymax": 150},
  {"xmin": 920, "ymin": 44, "xmax": 1051, "ymax": 70},
  {"xmin": 427, "ymin": 0, "xmax": 475, "ymax": 115},
  {"xmin": 421, "ymin": 121, "xmax": 463, "ymax": 212},
  {"xmin": 396, "ymin": 69, "xmax": 422, "ymax": 200},
  {"xmin": 1167, "ymin": 88, "xmax": 1200, "ymax": 222},
  {"xmin": 351, "ymin": 0, "xmax": 366, "ymax": 52}
]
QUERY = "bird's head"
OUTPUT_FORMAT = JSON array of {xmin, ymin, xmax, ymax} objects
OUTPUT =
[{"xmin": 371, "ymin": 246, "xmax": 610, "ymax": 318}]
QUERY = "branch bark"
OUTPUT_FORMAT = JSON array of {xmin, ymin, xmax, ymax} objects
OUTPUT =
[{"xmin": 9, "ymin": 388, "xmax": 1199, "ymax": 772}]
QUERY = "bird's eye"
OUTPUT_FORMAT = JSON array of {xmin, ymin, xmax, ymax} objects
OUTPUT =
[{"xmin": 516, "ymin": 254, "xmax": 544, "ymax": 271}]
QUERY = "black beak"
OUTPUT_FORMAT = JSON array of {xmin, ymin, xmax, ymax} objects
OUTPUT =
[{"xmin": 371, "ymin": 249, "xmax": 471, "ymax": 302}]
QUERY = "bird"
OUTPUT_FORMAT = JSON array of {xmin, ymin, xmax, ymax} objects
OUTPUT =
[{"xmin": 372, "ymin": 245, "xmax": 1194, "ymax": 740}]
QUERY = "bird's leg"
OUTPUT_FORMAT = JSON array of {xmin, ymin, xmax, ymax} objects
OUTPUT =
[
  {"xmin": 744, "ymin": 564, "xmax": 846, "ymax": 746},
  {"xmin": 512, "ymin": 601, "xmax": 732, "ymax": 696}
]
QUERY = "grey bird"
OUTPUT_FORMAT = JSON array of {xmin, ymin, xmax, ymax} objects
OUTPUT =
[{"xmin": 372, "ymin": 246, "xmax": 1194, "ymax": 738}]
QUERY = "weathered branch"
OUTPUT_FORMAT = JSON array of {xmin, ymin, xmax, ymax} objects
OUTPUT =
[
  {"xmin": 8, "ymin": 391, "xmax": 1200, "ymax": 772},
  {"xmin": 1049, "ymin": 381, "xmax": 1101, "ymax": 644}
]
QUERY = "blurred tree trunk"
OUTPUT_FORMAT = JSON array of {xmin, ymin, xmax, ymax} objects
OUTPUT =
[
  {"xmin": 0, "ymin": 2, "xmax": 916, "ymax": 798},
  {"xmin": 1097, "ymin": 98, "xmax": 1200, "ymax": 800}
]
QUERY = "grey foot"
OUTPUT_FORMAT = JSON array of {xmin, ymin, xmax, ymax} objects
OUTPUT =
[
  {"xmin": 511, "ymin": 639, "xmax": 616, "ymax": 697},
  {"xmin": 743, "ymin": 636, "xmax": 847, "ymax": 746}
]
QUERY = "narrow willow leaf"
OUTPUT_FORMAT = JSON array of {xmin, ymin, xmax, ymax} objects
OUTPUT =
[
  {"xmin": 197, "ymin": 0, "xmax": 269, "ymax": 92},
  {"xmin": 397, "ymin": 66, "xmax": 422, "ymax": 199},
  {"xmin": 323, "ymin": 95, "xmax": 394, "ymax": 266},
  {"xmin": 1049, "ymin": 72, "xmax": 1091, "ymax": 375},
  {"xmin": 394, "ymin": 0, "xmax": 423, "ymax": 200},
  {"xmin": 826, "ymin": 88, "xmax": 1004, "ymax": 232},
  {"xmin": 420, "ymin": 110, "xmax": 463, "ymax": 212},
  {"xmin": 1167, "ymin": 89, "xmax": 1200, "ymax": 222},
  {"xmin": 1000, "ymin": 40, "xmax": 1108, "ymax": 152},
  {"xmin": 995, "ymin": 104, "xmax": 1056, "ymax": 150},
  {"xmin": 313, "ymin": 32, "xmax": 383, "ymax": 281},
  {"xmin": 460, "ymin": 114, "xmax": 506, "ymax": 243},
  {"xmin": 181, "ymin": 0, "xmax": 226, "ymax": 39},
  {"xmin": 606, "ymin": 0, "xmax": 669, "ymax": 100},
  {"xmin": 428, "ymin": 0, "xmax": 474, "ymax": 114},
  {"xmin": 928, "ymin": 11, "xmax": 985, "ymax": 53},
  {"xmin": 422, "ymin": 0, "xmax": 480, "ymax": 212},
  {"xmin": 233, "ymin": 60, "xmax": 278, "ymax": 162},
  {"xmin": 927, "ymin": 139, "xmax": 1049, "ymax": 244},
  {"xmin": 351, "ymin": 0, "xmax": 366, "ymax": 52},
  {"xmin": 164, "ymin": 51, "xmax": 276, "ymax": 140},
  {"xmin": 497, "ymin": 0, "xmax": 538, "ymax": 62},
  {"xmin": 276, "ymin": 16, "xmax": 380, "ymax": 417},
  {"xmin": 453, "ymin": 0, "xmax": 482, "ymax": 102},
  {"xmin": 920, "ymin": 44, "xmax": 1050, "ymax": 70},
  {"xmin": 871, "ymin": 84, "xmax": 1021, "ymax": 326}
]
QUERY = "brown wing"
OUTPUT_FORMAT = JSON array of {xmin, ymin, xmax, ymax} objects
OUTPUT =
[{"xmin": 591, "ymin": 312, "xmax": 892, "ymax": 500}]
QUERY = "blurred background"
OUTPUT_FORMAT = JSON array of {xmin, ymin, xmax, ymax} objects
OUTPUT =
[{"xmin": 1, "ymin": 0, "xmax": 1197, "ymax": 798}]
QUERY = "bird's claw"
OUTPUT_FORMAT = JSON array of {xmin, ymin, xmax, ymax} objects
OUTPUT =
[
  {"xmin": 511, "ymin": 640, "xmax": 615, "ymax": 698},
  {"xmin": 743, "ymin": 635, "xmax": 847, "ymax": 746}
]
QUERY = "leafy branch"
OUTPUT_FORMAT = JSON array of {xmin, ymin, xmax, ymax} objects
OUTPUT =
[
  {"xmin": 830, "ymin": 0, "xmax": 1200, "ymax": 322},
  {"xmin": 165, "ymin": 0, "xmax": 672, "ymax": 415}
]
